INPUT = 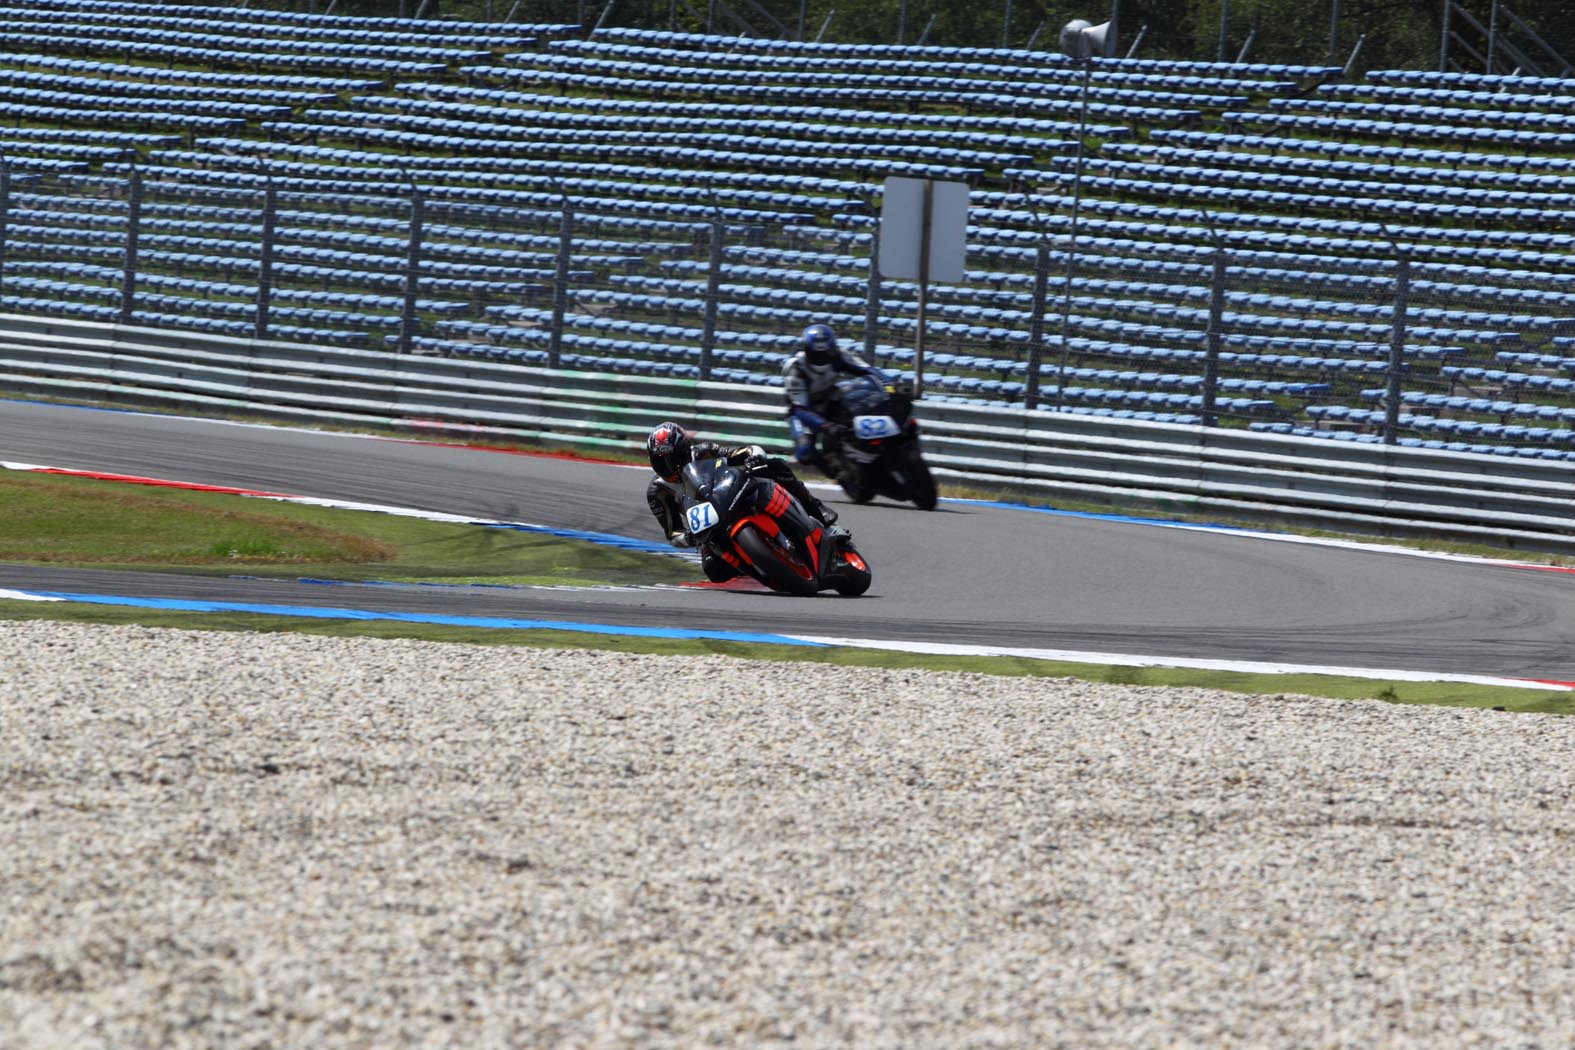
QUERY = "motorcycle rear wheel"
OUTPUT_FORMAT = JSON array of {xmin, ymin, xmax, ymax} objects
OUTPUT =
[{"xmin": 734, "ymin": 524, "xmax": 820, "ymax": 596}]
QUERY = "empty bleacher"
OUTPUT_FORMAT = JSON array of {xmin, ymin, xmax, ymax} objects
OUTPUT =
[{"xmin": 0, "ymin": 0, "xmax": 1574, "ymax": 453}]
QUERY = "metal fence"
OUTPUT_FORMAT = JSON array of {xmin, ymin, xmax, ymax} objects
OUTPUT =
[
  {"xmin": 5, "ymin": 164, "xmax": 1575, "ymax": 465},
  {"xmin": 8, "ymin": 309, "xmax": 1575, "ymax": 554}
]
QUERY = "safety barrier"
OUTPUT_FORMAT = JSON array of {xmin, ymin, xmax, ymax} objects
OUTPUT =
[{"xmin": 3, "ymin": 312, "xmax": 1574, "ymax": 553}]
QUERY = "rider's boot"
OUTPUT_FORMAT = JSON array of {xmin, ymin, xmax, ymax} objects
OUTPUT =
[
  {"xmin": 800, "ymin": 491, "xmax": 838, "ymax": 528},
  {"xmin": 774, "ymin": 466, "xmax": 839, "ymax": 528}
]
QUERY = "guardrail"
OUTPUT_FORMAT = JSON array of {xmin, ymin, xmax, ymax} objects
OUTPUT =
[{"xmin": 3, "ymin": 313, "xmax": 1574, "ymax": 554}]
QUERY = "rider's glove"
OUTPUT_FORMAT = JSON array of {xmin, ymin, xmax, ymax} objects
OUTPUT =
[
  {"xmin": 744, "ymin": 452, "xmax": 769, "ymax": 473},
  {"xmin": 668, "ymin": 530, "xmax": 696, "ymax": 548}
]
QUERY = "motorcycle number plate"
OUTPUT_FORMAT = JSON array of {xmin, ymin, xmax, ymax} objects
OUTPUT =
[
  {"xmin": 852, "ymin": 414, "xmax": 901, "ymax": 440},
  {"xmin": 685, "ymin": 502, "xmax": 720, "ymax": 535}
]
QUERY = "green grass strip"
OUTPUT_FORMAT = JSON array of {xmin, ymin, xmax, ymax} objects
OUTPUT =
[
  {"xmin": 2, "ymin": 598, "xmax": 1569, "ymax": 715},
  {"xmin": 0, "ymin": 469, "xmax": 691, "ymax": 587}
]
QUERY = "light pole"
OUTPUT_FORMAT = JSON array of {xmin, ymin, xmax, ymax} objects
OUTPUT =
[{"xmin": 1051, "ymin": 18, "xmax": 1106, "ymax": 412}]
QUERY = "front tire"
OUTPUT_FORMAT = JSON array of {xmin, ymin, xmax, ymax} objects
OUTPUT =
[
  {"xmin": 839, "ymin": 460, "xmax": 876, "ymax": 504},
  {"xmin": 826, "ymin": 540, "xmax": 872, "ymax": 597},
  {"xmin": 832, "ymin": 560, "xmax": 872, "ymax": 596},
  {"xmin": 823, "ymin": 434, "xmax": 873, "ymax": 503},
  {"xmin": 734, "ymin": 524, "xmax": 819, "ymax": 596},
  {"xmin": 897, "ymin": 443, "xmax": 938, "ymax": 510}
]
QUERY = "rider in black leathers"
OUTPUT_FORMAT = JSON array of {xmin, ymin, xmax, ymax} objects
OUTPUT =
[{"xmin": 645, "ymin": 421, "xmax": 842, "ymax": 583}]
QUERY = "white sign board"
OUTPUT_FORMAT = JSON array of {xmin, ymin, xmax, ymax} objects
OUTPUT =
[{"xmin": 877, "ymin": 177, "xmax": 968, "ymax": 283}]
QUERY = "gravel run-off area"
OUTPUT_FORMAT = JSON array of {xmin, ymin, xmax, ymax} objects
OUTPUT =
[{"xmin": 4, "ymin": 619, "xmax": 1575, "ymax": 1048}]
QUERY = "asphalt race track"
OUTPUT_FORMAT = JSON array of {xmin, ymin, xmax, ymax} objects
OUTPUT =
[{"xmin": 6, "ymin": 399, "xmax": 1575, "ymax": 681}]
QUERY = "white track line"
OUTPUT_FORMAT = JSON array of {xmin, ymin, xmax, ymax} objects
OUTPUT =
[{"xmin": 786, "ymin": 635, "xmax": 1575, "ymax": 691}]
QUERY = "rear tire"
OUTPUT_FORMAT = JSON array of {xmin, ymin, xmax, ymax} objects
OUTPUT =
[{"xmin": 734, "ymin": 524, "xmax": 819, "ymax": 596}]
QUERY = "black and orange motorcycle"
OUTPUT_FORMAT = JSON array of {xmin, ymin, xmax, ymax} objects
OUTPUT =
[{"xmin": 679, "ymin": 456, "xmax": 871, "ymax": 597}]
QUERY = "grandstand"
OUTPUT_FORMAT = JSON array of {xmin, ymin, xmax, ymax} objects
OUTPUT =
[{"xmin": 3, "ymin": 0, "xmax": 1575, "ymax": 458}]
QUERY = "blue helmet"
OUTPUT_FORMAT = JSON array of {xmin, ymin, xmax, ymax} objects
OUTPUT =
[{"xmin": 801, "ymin": 323, "xmax": 838, "ymax": 367}]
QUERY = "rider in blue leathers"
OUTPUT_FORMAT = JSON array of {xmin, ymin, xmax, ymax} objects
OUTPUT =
[{"xmin": 781, "ymin": 323, "xmax": 886, "ymax": 469}]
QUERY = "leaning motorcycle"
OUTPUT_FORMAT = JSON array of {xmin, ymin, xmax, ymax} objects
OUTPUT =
[
  {"xmin": 820, "ymin": 375, "xmax": 938, "ymax": 511},
  {"xmin": 679, "ymin": 457, "xmax": 872, "ymax": 597}
]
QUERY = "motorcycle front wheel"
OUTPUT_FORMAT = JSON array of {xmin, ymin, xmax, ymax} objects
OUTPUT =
[
  {"xmin": 823, "ymin": 436, "xmax": 874, "ymax": 503},
  {"xmin": 734, "ymin": 523, "xmax": 820, "ymax": 596},
  {"xmin": 838, "ymin": 458, "xmax": 876, "ymax": 505},
  {"xmin": 830, "ymin": 543, "xmax": 872, "ymax": 597},
  {"xmin": 896, "ymin": 442, "xmax": 938, "ymax": 511}
]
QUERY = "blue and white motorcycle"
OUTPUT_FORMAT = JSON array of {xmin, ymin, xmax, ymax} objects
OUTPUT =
[{"xmin": 821, "ymin": 375, "xmax": 938, "ymax": 511}]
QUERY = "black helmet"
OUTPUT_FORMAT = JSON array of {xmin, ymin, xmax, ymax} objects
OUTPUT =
[
  {"xmin": 647, "ymin": 421, "xmax": 691, "ymax": 481},
  {"xmin": 802, "ymin": 323, "xmax": 838, "ymax": 367}
]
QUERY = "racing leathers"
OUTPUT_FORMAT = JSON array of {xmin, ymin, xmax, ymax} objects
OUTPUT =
[{"xmin": 782, "ymin": 347, "xmax": 885, "ymax": 466}]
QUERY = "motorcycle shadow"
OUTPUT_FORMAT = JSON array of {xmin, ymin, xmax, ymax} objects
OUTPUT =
[
  {"xmin": 680, "ymin": 578, "xmax": 878, "ymax": 598},
  {"xmin": 830, "ymin": 497, "xmax": 963, "ymax": 514}
]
